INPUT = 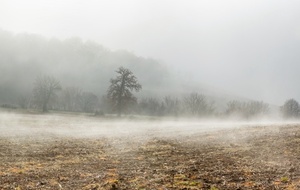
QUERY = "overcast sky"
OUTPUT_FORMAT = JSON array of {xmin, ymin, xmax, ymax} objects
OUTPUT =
[{"xmin": 1, "ymin": 0, "xmax": 300, "ymax": 104}]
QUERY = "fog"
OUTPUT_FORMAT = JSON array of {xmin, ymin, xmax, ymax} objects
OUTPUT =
[
  {"xmin": 1, "ymin": 0, "xmax": 300, "ymax": 105},
  {"xmin": 0, "ymin": 110, "xmax": 291, "ymax": 140},
  {"xmin": 1, "ymin": 1, "xmax": 300, "ymax": 120},
  {"xmin": 2, "ymin": 4, "xmax": 300, "ymax": 188}
]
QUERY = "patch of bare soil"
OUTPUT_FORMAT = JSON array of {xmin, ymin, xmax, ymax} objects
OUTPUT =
[{"xmin": 1, "ymin": 124, "xmax": 300, "ymax": 189}]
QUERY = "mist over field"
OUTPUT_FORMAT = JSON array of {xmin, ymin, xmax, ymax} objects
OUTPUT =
[
  {"xmin": 1, "ymin": 1, "xmax": 300, "ymax": 189},
  {"xmin": 1, "ymin": 109, "xmax": 300, "ymax": 189},
  {"xmin": 1, "ymin": 111, "xmax": 290, "ymax": 139},
  {"xmin": 2, "ymin": 0, "xmax": 300, "ymax": 105}
]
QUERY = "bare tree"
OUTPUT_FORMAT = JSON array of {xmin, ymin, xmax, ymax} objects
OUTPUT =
[
  {"xmin": 281, "ymin": 99, "xmax": 300, "ymax": 118},
  {"xmin": 225, "ymin": 100, "xmax": 242, "ymax": 115},
  {"xmin": 183, "ymin": 93, "xmax": 214, "ymax": 117},
  {"xmin": 163, "ymin": 96, "xmax": 181, "ymax": 116},
  {"xmin": 244, "ymin": 101, "xmax": 269, "ymax": 118},
  {"xmin": 107, "ymin": 67, "xmax": 142, "ymax": 116},
  {"xmin": 60, "ymin": 87, "xmax": 82, "ymax": 112},
  {"xmin": 32, "ymin": 75, "xmax": 62, "ymax": 112},
  {"xmin": 226, "ymin": 100, "xmax": 269, "ymax": 119}
]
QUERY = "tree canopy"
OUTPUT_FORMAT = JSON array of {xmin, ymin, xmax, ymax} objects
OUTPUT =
[
  {"xmin": 107, "ymin": 67, "xmax": 142, "ymax": 116},
  {"xmin": 281, "ymin": 99, "xmax": 300, "ymax": 118}
]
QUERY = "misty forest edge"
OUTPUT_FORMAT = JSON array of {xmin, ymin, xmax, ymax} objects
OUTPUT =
[
  {"xmin": 2, "ymin": 68, "xmax": 298, "ymax": 119},
  {"xmin": 0, "ymin": 29, "xmax": 299, "ymax": 119}
]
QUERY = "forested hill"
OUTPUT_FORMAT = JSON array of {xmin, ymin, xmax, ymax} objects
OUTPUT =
[
  {"xmin": 0, "ymin": 29, "xmax": 172, "ymax": 103},
  {"xmin": 1, "ymin": 29, "xmax": 269, "ymax": 115}
]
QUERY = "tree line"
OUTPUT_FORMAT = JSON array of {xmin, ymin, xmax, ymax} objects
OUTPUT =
[
  {"xmin": 0, "ymin": 29, "xmax": 170, "ymax": 105},
  {"xmin": 3, "ymin": 66, "xmax": 299, "ymax": 119},
  {"xmin": 2, "ymin": 30, "xmax": 299, "ymax": 120}
]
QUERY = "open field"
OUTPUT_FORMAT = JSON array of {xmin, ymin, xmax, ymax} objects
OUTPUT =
[{"xmin": 1, "ymin": 111, "xmax": 300, "ymax": 189}]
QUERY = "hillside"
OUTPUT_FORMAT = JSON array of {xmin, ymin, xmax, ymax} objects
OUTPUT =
[
  {"xmin": 0, "ymin": 29, "xmax": 277, "ymax": 114},
  {"xmin": 0, "ymin": 29, "xmax": 171, "ymax": 102}
]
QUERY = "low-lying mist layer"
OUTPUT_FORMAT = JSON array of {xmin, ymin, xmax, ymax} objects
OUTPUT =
[
  {"xmin": 0, "ymin": 111, "xmax": 295, "ymax": 140},
  {"xmin": 1, "ymin": 111, "xmax": 300, "ymax": 189}
]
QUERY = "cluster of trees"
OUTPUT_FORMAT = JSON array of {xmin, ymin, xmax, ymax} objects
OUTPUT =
[
  {"xmin": 18, "ymin": 67, "xmax": 274, "ymax": 120},
  {"xmin": 136, "ymin": 94, "xmax": 214, "ymax": 117},
  {"xmin": 59, "ymin": 89, "xmax": 99, "ymax": 113},
  {"xmin": 0, "ymin": 29, "xmax": 169, "ymax": 105},
  {"xmin": 20, "ymin": 67, "xmax": 141, "ymax": 115},
  {"xmin": 15, "ymin": 68, "xmax": 215, "ymax": 118},
  {"xmin": 136, "ymin": 95, "xmax": 273, "ymax": 119},
  {"xmin": 2, "ymin": 30, "xmax": 300, "ymax": 120},
  {"xmin": 4, "ymin": 66, "xmax": 300, "ymax": 120},
  {"xmin": 225, "ymin": 100, "xmax": 269, "ymax": 119},
  {"xmin": 137, "ymin": 96, "xmax": 180, "ymax": 117},
  {"xmin": 26, "ymin": 77, "xmax": 100, "ymax": 113},
  {"xmin": 280, "ymin": 99, "xmax": 300, "ymax": 119}
]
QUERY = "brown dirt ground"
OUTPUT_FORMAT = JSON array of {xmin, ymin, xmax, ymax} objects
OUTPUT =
[{"xmin": 1, "ymin": 124, "xmax": 300, "ymax": 190}]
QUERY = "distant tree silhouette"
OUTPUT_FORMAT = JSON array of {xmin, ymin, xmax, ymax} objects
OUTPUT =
[
  {"xmin": 244, "ymin": 101, "xmax": 269, "ymax": 118},
  {"xmin": 281, "ymin": 99, "xmax": 300, "ymax": 118},
  {"xmin": 163, "ymin": 96, "xmax": 181, "ymax": 116},
  {"xmin": 183, "ymin": 93, "xmax": 214, "ymax": 117},
  {"xmin": 225, "ymin": 100, "xmax": 242, "ymax": 115},
  {"xmin": 107, "ymin": 67, "xmax": 142, "ymax": 116},
  {"xmin": 138, "ymin": 98, "xmax": 161, "ymax": 116},
  {"xmin": 226, "ymin": 100, "xmax": 269, "ymax": 119},
  {"xmin": 32, "ymin": 75, "xmax": 61, "ymax": 112}
]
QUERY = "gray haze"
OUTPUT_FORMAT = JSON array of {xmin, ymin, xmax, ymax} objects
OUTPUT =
[
  {"xmin": 0, "ymin": 111, "xmax": 287, "ymax": 139},
  {"xmin": 1, "ymin": 0, "xmax": 300, "ymax": 104}
]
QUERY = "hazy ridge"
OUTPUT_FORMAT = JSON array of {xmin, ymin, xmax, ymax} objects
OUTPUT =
[{"xmin": 0, "ymin": 29, "xmax": 259, "ymax": 111}]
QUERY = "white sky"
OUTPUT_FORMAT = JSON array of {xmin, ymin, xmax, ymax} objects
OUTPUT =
[{"xmin": 1, "ymin": 0, "xmax": 300, "ymax": 104}]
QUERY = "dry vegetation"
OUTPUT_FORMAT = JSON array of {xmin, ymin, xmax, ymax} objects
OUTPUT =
[{"xmin": 1, "ymin": 113, "xmax": 300, "ymax": 189}]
